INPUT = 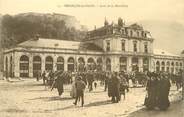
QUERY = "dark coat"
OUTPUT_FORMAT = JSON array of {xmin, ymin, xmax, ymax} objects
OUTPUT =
[
  {"xmin": 55, "ymin": 75, "xmax": 64, "ymax": 96},
  {"xmin": 157, "ymin": 78, "xmax": 171, "ymax": 110},
  {"xmin": 108, "ymin": 78, "xmax": 113, "ymax": 97},
  {"xmin": 108, "ymin": 77, "xmax": 120, "ymax": 97},
  {"xmin": 144, "ymin": 78, "xmax": 158, "ymax": 109}
]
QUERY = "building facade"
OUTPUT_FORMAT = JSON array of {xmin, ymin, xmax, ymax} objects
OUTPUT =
[
  {"xmin": 154, "ymin": 49, "xmax": 183, "ymax": 73},
  {"xmin": 3, "ymin": 18, "xmax": 184, "ymax": 78}
]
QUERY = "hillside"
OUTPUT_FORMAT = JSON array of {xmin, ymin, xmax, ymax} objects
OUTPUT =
[
  {"xmin": 0, "ymin": 12, "xmax": 87, "ymax": 49},
  {"xmin": 0, "ymin": 12, "xmax": 88, "ymax": 71}
]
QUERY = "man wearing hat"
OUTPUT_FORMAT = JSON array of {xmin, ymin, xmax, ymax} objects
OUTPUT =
[{"xmin": 73, "ymin": 76, "xmax": 86, "ymax": 107}]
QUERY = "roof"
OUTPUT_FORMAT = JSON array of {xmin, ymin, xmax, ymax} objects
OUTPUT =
[
  {"xmin": 18, "ymin": 38, "xmax": 103, "ymax": 52},
  {"xmin": 182, "ymin": 50, "xmax": 184, "ymax": 54},
  {"xmin": 154, "ymin": 49, "xmax": 179, "ymax": 57},
  {"xmin": 79, "ymin": 43, "xmax": 104, "ymax": 52},
  {"xmin": 18, "ymin": 38, "xmax": 81, "ymax": 50},
  {"xmin": 128, "ymin": 23, "xmax": 143, "ymax": 30}
]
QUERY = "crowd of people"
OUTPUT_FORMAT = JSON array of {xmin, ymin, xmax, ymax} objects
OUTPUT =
[
  {"xmin": 144, "ymin": 72, "xmax": 171, "ymax": 110},
  {"xmin": 38, "ymin": 69, "xmax": 183, "ymax": 109}
]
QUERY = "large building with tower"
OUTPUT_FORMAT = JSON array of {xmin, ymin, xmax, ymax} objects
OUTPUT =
[{"xmin": 3, "ymin": 18, "xmax": 184, "ymax": 78}]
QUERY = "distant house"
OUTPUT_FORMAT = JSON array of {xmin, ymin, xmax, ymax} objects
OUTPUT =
[{"xmin": 3, "ymin": 18, "xmax": 184, "ymax": 78}]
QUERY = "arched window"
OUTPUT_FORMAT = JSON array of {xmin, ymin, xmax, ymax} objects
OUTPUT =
[
  {"xmin": 33, "ymin": 56, "xmax": 41, "ymax": 77},
  {"xmin": 45, "ymin": 56, "xmax": 53, "ymax": 71},
  {"xmin": 171, "ymin": 62, "xmax": 174, "ymax": 73},
  {"xmin": 171, "ymin": 62, "xmax": 174, "ymax": 66},
  {"xmin": 87, "ymin": 58, "xmax": 95, "ymax": 71},
  {"xmin": 57, "ymin": 57, "xmax": 64, "ymax": 71},
  {"xmin": 175, "ymin": 62, "xmax": 179, "ymax": 73},
  {"xmin": 166, "ymin": 61, "xmax": 170, "ymax": 66},
  {"xmin": 180, "ymin": 62, "xmax": 183, "ymax": 71},
  {"xmin": 132, "ymin": 57, "xmax": 138, "ymax": 71},
  {"xmin": 68, "ymin": 57, "xmax": 74, "ymax": 72},
  {"xmin": 20, "ymin": 55, "xmax": 29, "ymax": 77},
  {"xmin": 106, "ymin": 58, "xmax": 111, "ymax": 71},
  {"xmin": 180, "ymin": 62, "xmax": 182, "ymax": 67},
  {"xmin": 137, "ymin": 31, "xmax": 139, "ymax": 37},
  {"xmin": 130, "ymin": 30, "xmax": 133, "ymax": 37},
  {"xmin": 176, "ymin": 62, "xmax": 179, "ymax": 66},
  {"xmin": 119, "ymin": 57, "xmax": 127, "ymax": 72},
  {"xmin": 78, "ymin": 57, "xmax": 85, "ymax": 72},
  {"xmin": 78, "ymin": 57, "xmax": 85, "ymax": 64},
  {"xmin": 156, "ymin": 61, "xmax": 160, "ymax": 72},
  {"xmin": 143, "ymin": 58, "xmax": 149, "ymax": 72},
  {"xmin": 133, "ymin": 41, "xmax": 137, "ymax": 52}
]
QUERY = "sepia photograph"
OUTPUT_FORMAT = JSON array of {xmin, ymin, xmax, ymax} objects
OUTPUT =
[{"xmin": 0, "ymin": 0, "xmax": 184, "ymax": 117}]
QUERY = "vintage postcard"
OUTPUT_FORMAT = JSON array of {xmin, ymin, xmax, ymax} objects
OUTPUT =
[{"xmin": 0, "ymin": 0, "xmax": 184, "ymax": 117}]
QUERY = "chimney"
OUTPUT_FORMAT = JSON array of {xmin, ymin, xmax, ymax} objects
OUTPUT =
[{"xmin": 104, "ymin": 17, "xmax": 109, "ymax": 26}]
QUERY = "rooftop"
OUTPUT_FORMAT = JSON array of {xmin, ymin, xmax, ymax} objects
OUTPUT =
[
  {"xmin": 18, "ymin": 38, "xmax": 80, "ymax": 50},
  {"xmin": 18, "ymin": 38, "xmax": 103, "ymax": 52},
  {"xmin": 154, "ymin": 49, "xmax": 180, "ymax": 57}
]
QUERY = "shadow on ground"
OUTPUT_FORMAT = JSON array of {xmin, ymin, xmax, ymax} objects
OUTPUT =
[
  {"xmin": 29, "ymin": 96, "xmax": 74, "ymax": 102},
  {"xmin": 45, "ymin": 100, "xmax": 113, "ymax": 112},
  {"xmin": 88, "ymin": 91, "xmax": 105, "ymax": 94},
  {"xmin": 84, "ymin": 100, "xmax": 113, "ymax": 107},
  {"xmin": 127, "ymin": 100, "xmax": 184, "ymax": 117}
]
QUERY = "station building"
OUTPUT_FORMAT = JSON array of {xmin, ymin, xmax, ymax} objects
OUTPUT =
[
  {"xmin": 153, "ymin": 49, "xmax": 183, "ymax": 73},
  {"xmin": 3, "ymin": 19, "xmax": 184, "ymax": 78}
]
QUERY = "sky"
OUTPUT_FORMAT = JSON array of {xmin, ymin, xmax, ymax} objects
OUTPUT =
[{"xmin": 0, "ymin": 0, "xmax": 184, "ymax": 54}]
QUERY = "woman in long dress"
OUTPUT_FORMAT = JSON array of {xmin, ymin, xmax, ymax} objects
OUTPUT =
[
  {"xmin": 144, "ymin": 75, "xmax": 158, "ymax": 110},
  {"xmin": 157, "ymin": 75, "xmax": 171, "ymax": 110},
  {"xmin": 70, "ymin": 73, "xmax": 77, "ymax": 98}
]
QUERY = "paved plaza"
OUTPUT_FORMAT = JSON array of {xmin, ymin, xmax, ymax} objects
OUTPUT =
[{"xmin": 0, "ymin": 79, "xmax": 182, "ymax": 117}]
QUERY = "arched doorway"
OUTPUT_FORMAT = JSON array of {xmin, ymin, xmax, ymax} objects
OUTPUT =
[
  {"xmin": 161, "ymin": 61, "xmax": 165, "ymax": 72},
  {"xmin": 78, "ymin": 57, "xmax": 85, "ymax": 72},
  {"xmin": 143, "ymin": 58, "xmax": 149, "ymax": 72},
  {"xmin": 96, "ymin": 57, "xmax": 103, "ymax": 71},
  {"xmin": 33, "ymin": 56, "xmax": 41, "ymax": 77},
  {"xmin": 132, "ymin": 57, "xmax": 138, "ymax": 71},
  {"xmin": 119, "ymin": 57, "xmax": 127, "ymax": 72},
  {"xmin": 106, "ymin": 58, "xmax": 111, "ymax": 71},
  {"xmin": 20, "ymin": 55, "xmax": 29, "ymax": 77},
  {"xmin": 57, "ymin": 57, "xmax": 64, "ymax": 71},
  {"xmin": 45, "ymin": 56, "xmax": 53, "ymax": 71},
  {"xmin": 166, "ymin": 61, "xmax": 170, "ymax": 72},
  {"xmin": 156, "ymin": 61, "xmax": 160, "ymax": 72},
  {"xmin": 87, "ymin": 58, "xmax": 95, "ymax": 71},
  {"xmin": 171, "ymin": 62, "xmax": 174, "ymax": 73},
  {"xmin": 68, "ymin": 57, "xmax": 75, "ymax": 72}
]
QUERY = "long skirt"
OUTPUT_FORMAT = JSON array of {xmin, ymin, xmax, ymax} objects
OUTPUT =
[
  {"xmin": 70, "ymin": 82, "xmax": 77, "ymax": 98},
  {"xmin": 157, "ymin": 91, "xmax": 170, "ymax": 110},
  {"xmin": 144, "ymin": 90, "xmax": 157, "ymax": 109}
]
